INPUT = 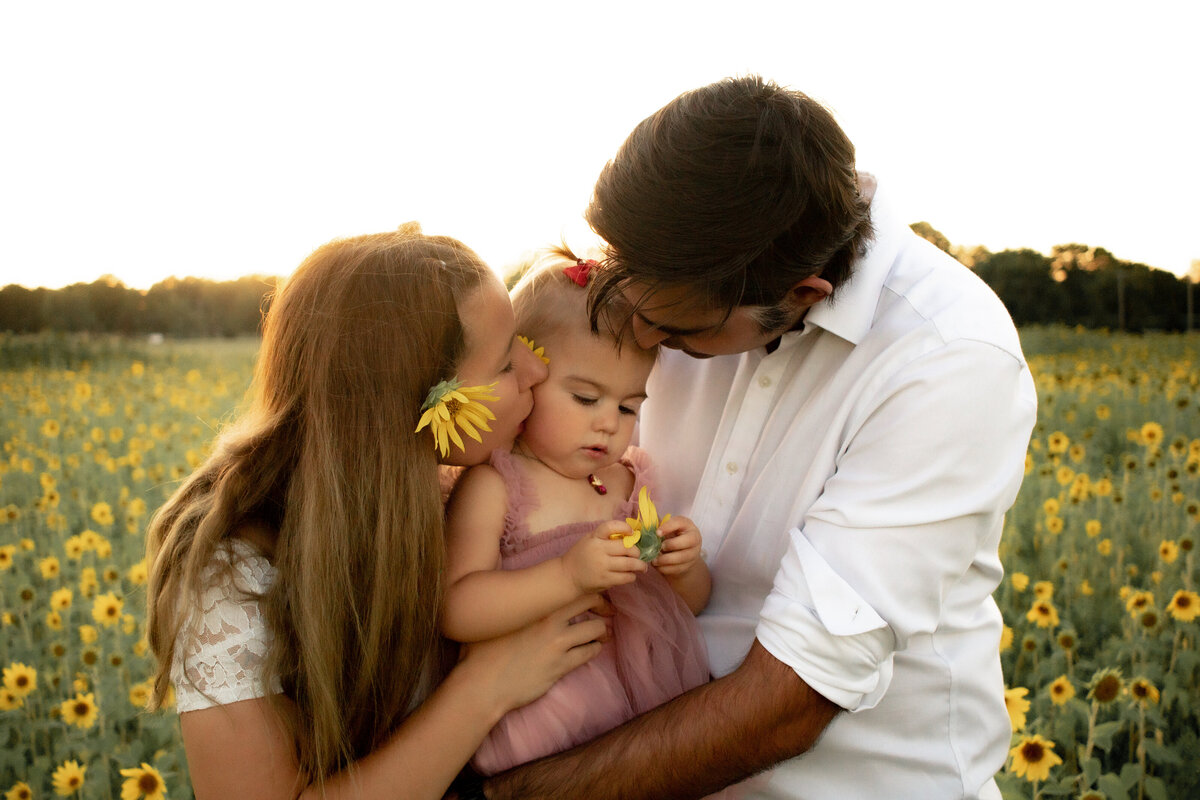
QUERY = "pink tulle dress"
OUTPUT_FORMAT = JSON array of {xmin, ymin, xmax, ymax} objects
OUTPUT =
[{"xmin": 472, "ymin": 446, "xmax": 712, "ymax": 776}]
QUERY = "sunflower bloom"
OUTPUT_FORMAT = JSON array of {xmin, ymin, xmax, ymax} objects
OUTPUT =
[
  {"xmin": 119, "ymin": 762, "xmax": 167, "ymax": 800},
  {"xmin": 517, "ymin": 335, "xmax": 550, "ymax": 365},
  {"xmin": 1047, "ymin": 675, "xmax": 1075, "ymax": 705},
  {"xmin": 999, "ymin": 625, "xmax": 1013, "ymax": 653},
  {"xmin": 92, "ymin": 592, "xmax": 124, "ymax": 627},
  {"xmin": 1168, "ymin": 589, "xmax": 1200, "ymax": 622},
  {"xmin": 5, "ymin": 781, "xmax": 33, "ymax": 800},
  {"xmin": 612, "ymin": 486, "xmax": 671, "ymax": 562},
  {"xmin": 1026, "ymin": 599, "xmax": 1059, "ymax": 629},
  {"xmin": 0, "ymin": 546, "xmax": 14, "ymax": 571},
  {"xmin": 414, "ymin": 378, "xmax": 498, "ymax": 458},
  {"xmin": 1128, "ymin": 677, "xmax": 1159, "ymax": 705},
  {"xmin": 1125, "ymin": 590, "xmax": 1153, "ymax": 618},
  {"xmin": 51, "ymin": 587, "xmax": 73, "ymax": 610},
  {"xmin": 1140, "ymin": 421, "xmax": 1164, "ymax": 447},
  {"xmin": 1010, "ymin": 572, "xmax": 1029, "ymax": 592},
  {"xmin": 1159, "ymin": 540, "xmax": 1179, "ymax": 564},
  {"xmin": 3, "ymin": 663, "xmax": 36, "ymax": 697},
  {"xmin": 1004, "ymin": 686, "xmax": 1030, "ymax": 731},
  {"xmin": 51, "ymin": 759, "xmax": 86, "ymax": 796},
  {"xmin": 59, "ymin": 692, "xmax": 100, "ymax": 729},
  {"xmin": 1009, "ymin": 734, "xmax": 1062, "ymax": 782},
  {"xmin": 91, "ymin": 502, "xmax": 114, "ymax": 526},
  {"xmin": 1088, "ymin": 668, "xmax": 1123, "ymax": 706}
]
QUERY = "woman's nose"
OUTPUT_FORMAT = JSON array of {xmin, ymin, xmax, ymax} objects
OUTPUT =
[{"xmin": 516, "ymin": 341, "xmax": 548, "ymax": 391}]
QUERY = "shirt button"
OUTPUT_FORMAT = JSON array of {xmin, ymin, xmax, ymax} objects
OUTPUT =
[
  {"xmin": 759, "ymin": 375, "xmax": 772, "ymax": 388},
  {"xmin": 726, "ymin": 461, "xmax": 738, "ymax": 474}
]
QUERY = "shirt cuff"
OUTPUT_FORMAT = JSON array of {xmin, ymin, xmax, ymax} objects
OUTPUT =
[{"xmin": 755, "ymin": 528, "xmax": 896, "ymax": 711}]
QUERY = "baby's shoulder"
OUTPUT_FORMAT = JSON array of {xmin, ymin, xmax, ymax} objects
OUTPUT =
[{"xmin": 598, "ymin": 459, "xmax": 637, "ymax": 501}]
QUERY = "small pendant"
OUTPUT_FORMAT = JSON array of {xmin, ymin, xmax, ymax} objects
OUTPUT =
[{"xmin": 587, "ymin": 473, "xmax": 607, "ymax": 495}]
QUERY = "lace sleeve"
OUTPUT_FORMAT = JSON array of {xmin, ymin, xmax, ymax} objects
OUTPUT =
[{"xmin": 171, "ymin": 540, "xmax": 281, "ymax": 713}]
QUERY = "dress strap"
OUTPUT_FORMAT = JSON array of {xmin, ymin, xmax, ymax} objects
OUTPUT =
[{"xmin": 488, "ymin": 449, "xmax": 538, "ymax": 550}]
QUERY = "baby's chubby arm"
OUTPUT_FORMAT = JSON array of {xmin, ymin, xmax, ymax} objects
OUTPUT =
[
  {"xmin": 441, "ymin": 465, "xmax": 647, "ymax": 643},
  {"xmin": 651, "ymin": 516, "xmax": 711, "ymax": 616}
]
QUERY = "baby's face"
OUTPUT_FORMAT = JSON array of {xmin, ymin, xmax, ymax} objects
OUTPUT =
[{"xmin": 517, "ymin": 333, "xmax": 654, "ymax": 480}]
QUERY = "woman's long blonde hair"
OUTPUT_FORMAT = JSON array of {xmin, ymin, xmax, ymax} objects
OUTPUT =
[{"xmin": 146, "ymin": 225, "xmax": 490, "ymax": 785}]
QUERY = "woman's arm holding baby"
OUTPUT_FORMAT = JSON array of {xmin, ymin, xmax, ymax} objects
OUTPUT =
[
  {"xmin": 441, "ymin": 466, "xmax": 647, "ymax": 642},
  {"xmin": 652, "ymin": 516, "xmax": 711, "ymax": 615}
]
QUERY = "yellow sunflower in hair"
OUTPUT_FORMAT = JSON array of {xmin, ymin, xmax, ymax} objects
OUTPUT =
[
  {"xmin": 517, "ymin": 336, "xmax": 549, "ymax": 365},
  {"xmin": 415, "ymin": 378, "xmax": 499, "ymax": 458}
]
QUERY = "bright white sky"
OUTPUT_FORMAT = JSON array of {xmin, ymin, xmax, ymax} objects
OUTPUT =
[{"xmin": 2, "ymin": 1, "xmax": 1195, "ymax": 290}]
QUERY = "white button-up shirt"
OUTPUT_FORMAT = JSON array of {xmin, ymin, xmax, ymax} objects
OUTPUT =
[{"xmin": 639, "ymin": 180, "xmax": 1037, "ymax": 799}]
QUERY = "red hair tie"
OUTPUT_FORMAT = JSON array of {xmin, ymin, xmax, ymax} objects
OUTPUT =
[{"xmin": 563, "ymin": 259, "xmax": 598, "ymax": 287}]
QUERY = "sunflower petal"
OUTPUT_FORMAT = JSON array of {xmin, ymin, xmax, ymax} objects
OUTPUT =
[
  {"xmin": 456, "ymin": 415, "xmax": 483, "ymax": 443},
  {"xmin": 447, "ymin": 423, "xmax": 465, "ymax": 452}
]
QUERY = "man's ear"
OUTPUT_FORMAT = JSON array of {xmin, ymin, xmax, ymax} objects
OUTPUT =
[{"xmin": 786, "ymin": 275, "xmax": 834, "ymax": 309}]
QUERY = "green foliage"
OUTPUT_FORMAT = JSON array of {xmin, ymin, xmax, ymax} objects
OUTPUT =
[{"xmin": 0, "ymin": 275, "xmax": 277, "ymax": 337}]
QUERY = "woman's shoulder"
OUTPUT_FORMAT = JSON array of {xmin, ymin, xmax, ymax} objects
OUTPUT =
[
  {"xmin": 203, "ymin": 535, "xmax": 275, "ymax": 595},
  {"xmin": 173, "ymin": 536, "xmax": 279, "ymax": 712}
]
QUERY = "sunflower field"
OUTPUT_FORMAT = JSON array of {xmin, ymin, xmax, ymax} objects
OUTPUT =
[
  {"xmin": 0, "ymin": 334, "xmax": 256, "ymax": 799},
  {"xmin": 1, "ymin": 327, "xmax": 1198, "ymax": 799}
]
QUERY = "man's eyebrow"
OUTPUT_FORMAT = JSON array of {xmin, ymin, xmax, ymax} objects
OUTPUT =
[{"xmin": 633, "ymin": 311, "xmax": 714, "ymax": 337}]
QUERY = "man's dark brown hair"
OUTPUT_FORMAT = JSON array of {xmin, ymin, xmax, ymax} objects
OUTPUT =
[{"xmin": 587, "ymin": 75, "xmax": 873, "ymax": 326}]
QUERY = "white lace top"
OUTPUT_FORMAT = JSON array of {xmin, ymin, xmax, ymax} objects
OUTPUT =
[{"xmin": 172, "ymin": 538, "xmax": 281, "ymax": 712}]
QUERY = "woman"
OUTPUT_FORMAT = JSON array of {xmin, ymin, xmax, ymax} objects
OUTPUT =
[{"xmin": 146, "ymin": 225, "xmax": 605, "ymax": 799}]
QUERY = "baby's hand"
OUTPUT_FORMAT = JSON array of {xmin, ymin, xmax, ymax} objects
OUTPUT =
[
  {"xmin": 652, "ymin": 515, "xmax": 704, "ymax": 577},
  {"xmin": 561, "ymin": 520, "xmax": 647, "ymax": 593}
]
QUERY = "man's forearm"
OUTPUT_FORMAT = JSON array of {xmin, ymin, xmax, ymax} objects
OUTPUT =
[{"xmin": 484, "ymin": 640, "xmax": 841, "ymax": 800}]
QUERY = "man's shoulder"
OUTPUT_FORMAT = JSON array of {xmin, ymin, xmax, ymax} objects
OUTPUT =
[{"xmin": 880, "ymin": 234, "xmax": 1024, "ymax": 363}]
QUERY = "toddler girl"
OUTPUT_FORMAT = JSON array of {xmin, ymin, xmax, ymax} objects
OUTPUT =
[{"xmin": 441, "ymin": 247, "xmax": 712, "ymax": 776}]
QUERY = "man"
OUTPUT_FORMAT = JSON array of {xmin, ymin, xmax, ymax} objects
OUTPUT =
[{"xmin": 479, "ymin": 75, "xmax": 1036, "ymax": 799}]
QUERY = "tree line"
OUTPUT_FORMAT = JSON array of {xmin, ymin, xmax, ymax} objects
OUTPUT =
[
  {"xmin": 1, "ymin": 233, "xmax": 1197, "ymax": 336},
  {"xmin": 912, "ymin": 224, "xmax": 1197, "ymax": 333},
  {"xmin": 0, "ymin": 275, "xmax": 275, "ymax": 337}
]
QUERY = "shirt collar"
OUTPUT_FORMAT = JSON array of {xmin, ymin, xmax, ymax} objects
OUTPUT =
[{"xmin": 794, "ymin": 175, "xmax": 904, "ymax": 347}]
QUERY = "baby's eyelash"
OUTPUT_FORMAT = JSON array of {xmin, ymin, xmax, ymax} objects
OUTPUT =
[
  {"xmin": 501, "ymin": 361, "xmax": 515, "ymax": 374},
  {"xmin": 618, "ymin": 406, "xmax": 638, "ymax": 416},
  {"xmin": 572, "ymin": 395, "xmax": 597, "ymax": 406}
]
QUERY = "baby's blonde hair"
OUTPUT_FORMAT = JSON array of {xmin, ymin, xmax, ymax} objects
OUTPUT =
[
  {"xmin": 511, "ymin": 245, "xmax": 593, "ymax": 345},
  {"xmin": 511, "ymin": 245, "xmax": 653, "ymax": 364}
]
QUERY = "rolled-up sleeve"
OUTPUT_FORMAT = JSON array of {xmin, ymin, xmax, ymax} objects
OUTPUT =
[
  {"xmin": 756, "ymin": 339, "xmax": 1036, "ymax": 711},
  {"xmin": 757, "ymin": 529, "xmax": 896, "ymax": 710}
]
